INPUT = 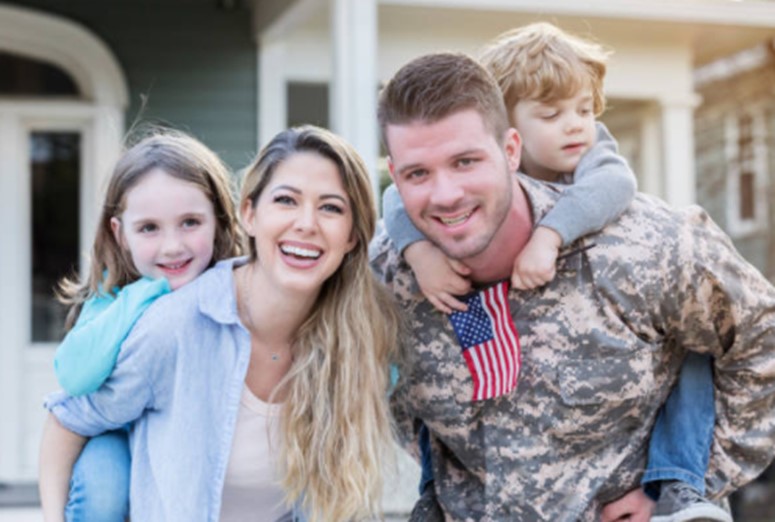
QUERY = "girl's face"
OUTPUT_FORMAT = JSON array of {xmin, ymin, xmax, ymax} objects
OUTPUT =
[
  {"xmin": 242, "ymin": 151, "xmax": 357, "ymax": 296},
  {"xmin": 111, "ymin": 168, "xmax": 217, "ymax": 290}
]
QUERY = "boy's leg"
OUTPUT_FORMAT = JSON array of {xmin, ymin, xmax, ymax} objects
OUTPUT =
[
  {"xmin": 410, "ymin": 423, "xmax": 444, "ymax": 522},
  {"xmin": 643, "ymin": 352, "xmax": 731, "ymax": 522},
  {"xmin": 643, "ymin": 352, "xmax": 714, "ymax": 492},
  {"xmin": 65, "ymin": 430, "xmax": 130, "ymax": 522},
  {"xmin": 418, "ymin": 423, "xmax": 434, "ymax": 494}
]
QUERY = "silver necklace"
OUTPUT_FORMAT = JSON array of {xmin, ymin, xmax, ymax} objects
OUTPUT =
[{"xmin": 239, "ymin": 265, "xmax": 286, "ymax": 362}]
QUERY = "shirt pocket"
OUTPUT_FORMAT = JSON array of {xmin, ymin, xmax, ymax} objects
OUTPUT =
[{"xmin": 550, "ymin": 351, "xmax": 656, "ymax": 440}]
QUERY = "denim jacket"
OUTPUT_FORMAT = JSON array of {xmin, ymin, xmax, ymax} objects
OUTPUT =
[{"xmin": 47, "ymin": 257, "xmax": 306, "ymax": 522}]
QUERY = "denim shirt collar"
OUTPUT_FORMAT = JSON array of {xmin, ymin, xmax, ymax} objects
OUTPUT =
[{"xmin": 197, "ymin": 257, "xmax": 247, "ymax": 327}]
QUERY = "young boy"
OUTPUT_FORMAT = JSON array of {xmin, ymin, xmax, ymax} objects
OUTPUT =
[{"xmin": 384, "ymin": 22, "xmax": 729, "ymax": 522}]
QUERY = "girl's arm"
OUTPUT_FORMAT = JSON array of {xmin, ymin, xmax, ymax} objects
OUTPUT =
[
  {"xmin": 39, "ymin": 414, "xmax": 87, "ymax": 522},
  {"xmin": 54, "ymin": 277, "xmax": 170, "ymax": 396},
  {"xmin": 382, "ymin": 184, "xmax": 426, "ymax": 253},
  {"xmin": 538, "ymin": 122, "xmax": 637, "ymax": 245}
]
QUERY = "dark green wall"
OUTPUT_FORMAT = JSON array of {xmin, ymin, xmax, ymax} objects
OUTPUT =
[{"xmin": 5, "ymin": 0, "xmax": 258, "ymax": 170}]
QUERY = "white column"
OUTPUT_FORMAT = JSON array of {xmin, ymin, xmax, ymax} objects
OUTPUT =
[
  {"xmin": 638, "ymin": 103, "xmax": 663, "ymax": 199},
  {"xmin": 330, "ymin": 0, "xmax": 380, "ymax": 197},
  {"xmin": 259, "ymin": 37, "xmax": 288, "ymax": 148},
  {"xmin": 659, "ymin": 99, "xmax": 698, "ymax": 207},
  {"xmin": 0, "ymin": 114, "xmax": 24, "ymax": 481},
  {"xmin": 85, "ymin": 106, "xmax": 124, "ymax": 272}
]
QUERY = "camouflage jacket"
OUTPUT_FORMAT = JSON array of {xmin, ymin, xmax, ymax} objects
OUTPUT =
[{"xmin": 370, "ymin": 175, "xmax": 775, "ymax": 522}]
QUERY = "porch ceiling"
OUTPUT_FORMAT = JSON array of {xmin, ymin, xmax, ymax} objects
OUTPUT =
[{"xmin": 258, "ymin": 0, "xmax": 775, "ymax": 67}]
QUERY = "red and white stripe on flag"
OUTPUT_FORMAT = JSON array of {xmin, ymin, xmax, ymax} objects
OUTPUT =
[{"xmin": 448, "ymin": 280, "xmax": 521, "ymax": 401}]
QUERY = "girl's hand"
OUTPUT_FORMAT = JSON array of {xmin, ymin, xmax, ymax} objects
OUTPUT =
[
  {"xmin": 404, "ymin": 241, "xmax": 471, "ymax": 314},
  {"xmin": 511, "ymin": 226, "xmax": 562, "ymax": 290}
]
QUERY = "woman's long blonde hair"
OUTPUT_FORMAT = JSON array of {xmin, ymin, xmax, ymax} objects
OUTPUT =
[
  {"xmin": 59, "ymin": 130, "xmax": 243, "ymax": 329},
  {"xmin": 240, "ymin": 126, "xmax": 401, "ymax": 521}
]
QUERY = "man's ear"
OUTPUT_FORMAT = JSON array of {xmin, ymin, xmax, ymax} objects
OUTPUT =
[
  {"xmin": 109, "ymin": 217, "xmax": 125, "ymax": 247},
  {"xmin": 504, "ymin": 128, "xmax": 522, "ymax": 174},
  {"xmin": 387, "ymin": 156, "xmax": 397, "ymax": 182}
]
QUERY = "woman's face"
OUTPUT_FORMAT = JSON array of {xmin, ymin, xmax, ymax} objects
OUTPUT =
[{"xmin": 242, "ymin": 151, "xmax": 357, "ymax": 296}]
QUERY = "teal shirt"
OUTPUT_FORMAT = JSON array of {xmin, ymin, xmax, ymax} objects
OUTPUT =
[{"xmin": 53, "ymin": 277, "xmax": 171, "ymax": 396}]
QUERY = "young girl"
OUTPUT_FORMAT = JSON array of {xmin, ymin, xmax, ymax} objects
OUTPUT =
[
  {"xmin": 40, "ymin": 130, "xmax": 243, "ymax": 522},
  {"xmin": 40, "ymin": 125, "xmax": 401, "ymax": 522}
]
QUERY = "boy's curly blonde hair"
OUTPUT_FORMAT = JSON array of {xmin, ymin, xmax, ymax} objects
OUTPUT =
[{"xmin": 479, "ymin": 22, "xmax": 611, "ymax": 124}]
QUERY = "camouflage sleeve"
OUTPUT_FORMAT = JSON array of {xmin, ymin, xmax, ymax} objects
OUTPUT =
[
  {"xmin": 389, "ymin": 376, "xmax": 423, "ymax": 463},
  {"xmin": 661, "ymin": 206, "xmax": 775, "ymax": 497}
]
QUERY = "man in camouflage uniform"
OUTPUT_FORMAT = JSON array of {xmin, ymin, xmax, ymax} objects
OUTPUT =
[{"xmin": 371, "ymin": 52, "xmax": 775, "ymax": 521}]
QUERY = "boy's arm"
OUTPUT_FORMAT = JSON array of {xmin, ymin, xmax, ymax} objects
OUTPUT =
[
  {"xmin": 382, "ymin": 183, "xmax": 471, "ymax": 311},
  {"xmin": 539, "ymin": 122, "xmax": 637, "ymax": 245},
  {"xmin": 382, "ymin": 184, "xmax": 426, "ymax": 253},
  {"xmin": 39, "ymin": 413, "xmax": 87, "ymax": 522},
  {"xmin": 54, "ymin": 277, "xmax": 170, "ymax": 396}
]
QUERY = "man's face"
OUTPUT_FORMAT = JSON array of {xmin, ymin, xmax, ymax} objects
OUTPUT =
[{"xmin": 387, "ymin": 109, "xmax": 521, "ymax": 261}]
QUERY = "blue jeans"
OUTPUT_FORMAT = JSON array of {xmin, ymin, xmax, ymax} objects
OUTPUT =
[
  {"xmin": 418, "ymin": 423, "xmax": 434, "ymax": 495},
  {"xmin": 417, "ymin": 353, "xmax": 716, "ymax": 497},
  {"xmin": 65, "ymin": 430, "xmax": 131, "ymax": 522},
  {"xmin": 642, "ymin": 352, "xmax": 715, "ymax": 495}
]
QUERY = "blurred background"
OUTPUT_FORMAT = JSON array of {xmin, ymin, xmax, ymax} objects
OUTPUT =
[{"xmin": 2, "ymin": 0, "xmax": 775, "ymax": 519}]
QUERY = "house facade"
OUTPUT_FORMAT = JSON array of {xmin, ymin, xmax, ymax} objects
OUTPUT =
[
  {"xmin": 2, "ymin": 0, "xmax": 775, "ymax": 515},
  {"xmin": 694, "ymin": 42, "xmax": 775, "ymax": 280}
]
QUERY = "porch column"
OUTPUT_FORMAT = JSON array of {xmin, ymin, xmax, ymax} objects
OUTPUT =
[
  {"xmin": 330, "ymin": 0, "xmax": 380, "ymax": 197},
  {"xmin": 259, "ymin": 37, "xmax": 288, "ymax": 148},
  {"xmin": 0, "ymin": 114, "xmax": 23, "ymax": 481},
  {"xmin": 638, "ymin": 104, "xmax": 663, "ymax": 199},
  {"xmin": 659, "ymin": 99, "xmax": 698, "ymax": 207}
]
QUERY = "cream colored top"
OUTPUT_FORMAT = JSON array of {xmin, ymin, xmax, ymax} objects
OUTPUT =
[{"xmin": 219, "ymin": 386, "xmax": 291, "ymax": 522}]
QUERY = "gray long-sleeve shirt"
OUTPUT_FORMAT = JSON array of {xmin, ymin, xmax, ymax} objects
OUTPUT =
[{"xmin": 382, "ymin": 122, "xmax": 637, "ymax": 250}]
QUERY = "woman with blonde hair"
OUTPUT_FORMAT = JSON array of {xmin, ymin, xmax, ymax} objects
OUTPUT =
[{"xmin": 41, "ymin": 125, "xmax": 400, "ymax": 522}]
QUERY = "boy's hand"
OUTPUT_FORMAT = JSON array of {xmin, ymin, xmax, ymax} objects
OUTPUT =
[
  {"xmin": 600, "ymin": 488, "xmax": 655, "ymax": 522},
  {"xmin": 511, "ymin": 226, "xmax": 562, "ymax": 290},
  {"xmin": 404, "ymin": 240, "xmax": 472, "ymax": 314}
]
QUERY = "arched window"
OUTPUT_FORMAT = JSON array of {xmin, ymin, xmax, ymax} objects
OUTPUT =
[{"xmin": 0, "ymin": 51, "xmax": 80, "ymax": 96}]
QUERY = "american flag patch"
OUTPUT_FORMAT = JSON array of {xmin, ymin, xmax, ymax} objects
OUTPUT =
[{"xmin": 448, "ymin": 281, "xmax": 521, "ymax": 401}]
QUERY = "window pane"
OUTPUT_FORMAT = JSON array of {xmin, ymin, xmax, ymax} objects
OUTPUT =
[
  {"xmin": 287, "ymin": 82, "xmax": 329, "ymax": 128},
  {"xmin": 0, "ymin": 52, "xmax": 79, "ymax": 96},
  {"xmin": 740, "ymin": 171, "xmax": 756, "ymax": 221},
  {"xmin": 30, "ymin": 132, "xmax": 80, "ymax": 342}
]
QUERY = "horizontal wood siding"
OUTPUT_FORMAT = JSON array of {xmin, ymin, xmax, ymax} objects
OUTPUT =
[{"xmin": 5, "ymin": 0, "xmax": 257, "ymax": 170}]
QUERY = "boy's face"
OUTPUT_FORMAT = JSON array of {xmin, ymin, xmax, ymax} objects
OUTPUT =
[{"xmin": 512, "ymin": 87, "xmax": 597, "ymax": 181}]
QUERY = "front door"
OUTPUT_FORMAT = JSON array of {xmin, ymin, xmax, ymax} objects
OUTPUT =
[{"xmin": 0, "ymin": 105, "xmax": 93, "ymax": 481}]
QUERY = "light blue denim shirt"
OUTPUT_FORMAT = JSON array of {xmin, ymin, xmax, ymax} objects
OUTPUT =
[{"xmin": 46, "ymin": 257, "xmax": 302, "ymax": 522}]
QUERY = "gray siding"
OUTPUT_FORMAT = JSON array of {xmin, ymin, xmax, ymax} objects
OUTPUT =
[{"xmin": 6, "ymin": 0, "xmax": 257, "ymax": 170}]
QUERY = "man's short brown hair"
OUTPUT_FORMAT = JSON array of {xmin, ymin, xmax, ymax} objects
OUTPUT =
[{"xmin": 378, "ymin": 52, "xmax": 509, "ymax": 151}]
